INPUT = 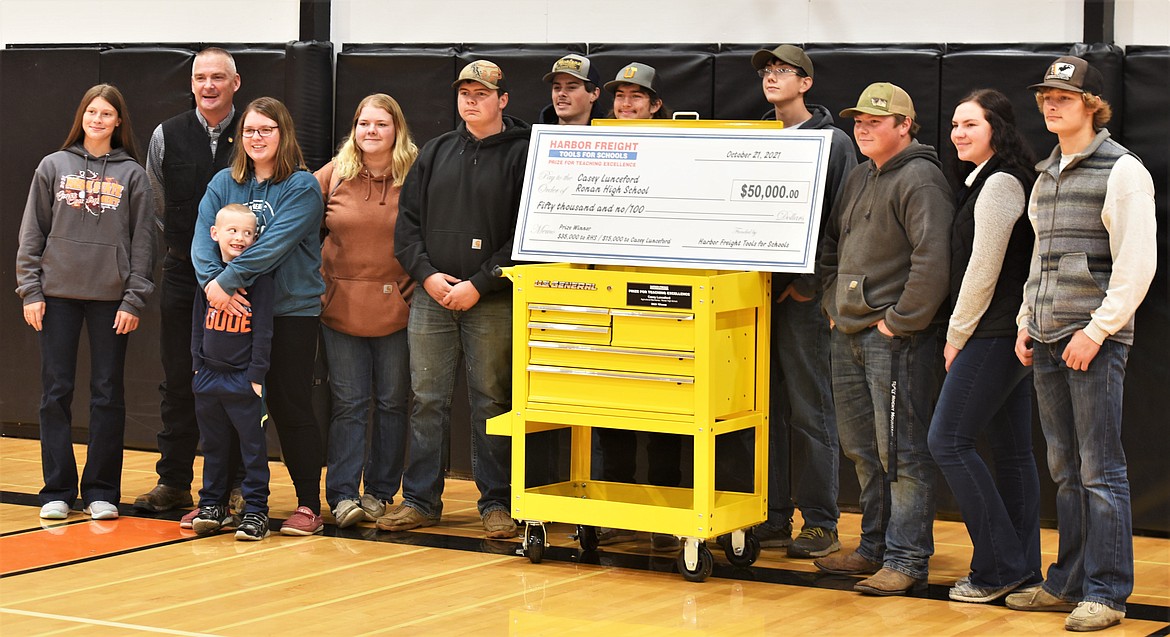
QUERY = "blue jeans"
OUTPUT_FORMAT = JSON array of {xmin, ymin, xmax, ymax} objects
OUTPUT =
[
  {"xmin": 322, "ymin": 325, "xmax": 410, "ymax": 509},
  {"xmin": 831, "ymin": 326, "xmax": 941, "ymax": 580},
  {"xmin": 1033, "ymin": 337, "xmax": 1132, "ymax": 612},
  {"xmin": 768, "ymin": 294, "xmax": 839, "ymax": 530},
  {"xmin": 400, "ymin": 291, "xmax": 512, "ymax": 518},
  {"xmin": 37, "ymin": 297, "xmax": 128, "ymax": 506},
  {"xmin": 928, "ymin": 336, "xmax": 1040, "ymax": 588}
]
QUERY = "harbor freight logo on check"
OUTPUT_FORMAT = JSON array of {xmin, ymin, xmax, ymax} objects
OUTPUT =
[{"xmin": 548, "ymin": 138, "xmax": 639, "ymax": 161}]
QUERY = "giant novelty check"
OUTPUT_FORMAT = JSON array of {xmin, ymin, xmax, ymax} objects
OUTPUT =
[{"xmin": 513, "ymin": 124, "xmax": 834, "ymax": 272}]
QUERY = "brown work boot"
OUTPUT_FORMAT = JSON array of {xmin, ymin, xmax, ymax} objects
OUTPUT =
[
  {"xmin": 133, "ymin": 484, "xmax": 194, "ymax": 512},
  {"xmin": 482, "ymin": 509, "xmax": 518, "ymax": 539},
  {"xmin": 814, "ymin": 549, "xmax": 882, "ymax": 575},
  {"xmin": 375, "ymin": 505, "xmax": 438, "ymax": 532},
  {"xmin": 854, "ymin": 567, "xmax": 926, "ymax": 596}
]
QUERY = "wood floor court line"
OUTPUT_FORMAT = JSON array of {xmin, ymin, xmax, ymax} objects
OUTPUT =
[
  {"xmin": 2, "ymin": 439, "xmax": 1167, "ymax": 635},
  {"xmin": 214, "ymin": 554, "xmax": 517, "ymax": 633},
  {"xmin": 0, "ymin": 608, "xmax": 219, "ymax": 636}
]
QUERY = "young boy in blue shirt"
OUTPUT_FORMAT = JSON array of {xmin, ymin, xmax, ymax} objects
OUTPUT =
[{"xmin": 191, "ymin": 203, "xmax": 275, "ymax": 540}]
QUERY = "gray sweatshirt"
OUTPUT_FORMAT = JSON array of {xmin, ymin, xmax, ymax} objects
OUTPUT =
[
  {"xmin": 15, "ymin": 143, "xmax": 157, "ymax": 315},
  {"xmin": 819, "ymin": 141, "xmax": 954, "ymax": 336}
]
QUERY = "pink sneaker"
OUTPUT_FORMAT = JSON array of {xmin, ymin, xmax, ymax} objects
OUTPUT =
[
  {"xmin": 280, "ymin": 506, "xmax": 324, "ymax": 536},
  {"xmin": 179, "ymin": 508, "xmax": 199, "ymax": 529}
]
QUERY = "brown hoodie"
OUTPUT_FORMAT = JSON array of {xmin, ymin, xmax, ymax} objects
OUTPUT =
[{"xmin": 315, "ymin": 161, "xmax": 414, "ymax": 337}]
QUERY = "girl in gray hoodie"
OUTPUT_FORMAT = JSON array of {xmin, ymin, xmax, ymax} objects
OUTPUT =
[{"xmin": 15, "ymin": 84, "xmax": 156, "ymax": 521}]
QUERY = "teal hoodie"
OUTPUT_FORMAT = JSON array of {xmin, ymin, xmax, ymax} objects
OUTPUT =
[
  {"xmin": 15, "ymin": 143, "xmax": 156, "ymax": 315},
  {"xmin": 193, "ymin": 167, "xmax": 324, "ymax": 317}
]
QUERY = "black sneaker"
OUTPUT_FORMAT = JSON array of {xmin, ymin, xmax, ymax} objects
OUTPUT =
[
  {"xmin": 787, "ymin": 526, "xmax": 840, "ymax": 558},
  {"xmin": 192, "ymin": 505, "xmax": 238, "ymax": 536},
  {"xmin": 235, "ymin": 512, "xmax": 270, "ymax": 541},
  {"xmin": 754, "ymin": 522, "xmax": 793, "ymax": 549}
]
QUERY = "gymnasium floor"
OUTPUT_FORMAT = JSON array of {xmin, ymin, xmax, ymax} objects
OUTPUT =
[{"xmin": 1, "ymin": 437, "xmax": 1167, "ymax": 636}]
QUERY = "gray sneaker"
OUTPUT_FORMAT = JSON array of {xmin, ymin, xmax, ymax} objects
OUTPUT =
[
  {"xmin": 787, "ymin": 526, "xmax": 840, "ymax": 558},
  {"xmin": 84, "ymin": 501, "xmax": 119, "ymax": 520},
  {"xmin": 235, "ymin": 512, "xmax": 270, "ymax": 541},
  {"xmin": 359, "ymin": 494, "xmax": 389, "ymax": 521},
  {"xmin": 192, "ymin": 505, "xmax": 239, "ymax": 536},
  {"xmin": 332, "ymin": 498, "xmax": 365, "ymax": 529},
  {"xmin": 948, "ymin": 576, "xmax": 1027, "ymax": 603}
]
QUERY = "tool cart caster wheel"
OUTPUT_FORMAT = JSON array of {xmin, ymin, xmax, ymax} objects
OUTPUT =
[
  {"xmin": 678, "ymin": 543, "xmax": 714, "ymax": 582},
  {"xmin": 723, "ymin": 531, "xmax": 760, "ymax": 567},
  {"xmin": 576, "ymin": 525, "xmax": 599, "ymax": 552},
  {"xmin": 525, "ymin": 524, "xmax": 546, "ymax": 564}
]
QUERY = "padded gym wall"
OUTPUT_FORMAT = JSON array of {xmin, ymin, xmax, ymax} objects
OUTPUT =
[
  {"xmin": 3, "ymin": 41, "xmax": 1166, "ymax": 532},
  {"xmin": 0, "ymin": 42, "xmax": 333, "ymax": 455}
]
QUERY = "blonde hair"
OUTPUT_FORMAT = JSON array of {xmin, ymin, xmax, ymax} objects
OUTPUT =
[
  {"xmin": 230, "ymin": 97, "xmax": 306, "ymax": 184},
  {"xmin": 214, "ymin": 203, "xmax": 256, "ymax": 227},
  {"xmin": 1034, "ymin": 90, "xmax": 1113, "ymax": 130},
  {"xmin": 333, "ymin": 93, "xmax": 418, "ymax": 187}
]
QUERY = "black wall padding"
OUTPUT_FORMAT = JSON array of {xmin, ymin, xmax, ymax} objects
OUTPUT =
[
  {"xmin": 336, "ymin": 44, "xmax": 459, "ymax": 149},
  {"xmin": 2, "ymin": 42, "xmax": 1166, "ymax": 533},
  {"xmin": 585, "ymin": 43, "xmax": 718, "ymax": 119},
  {"xmin": 285, "ymin": 41, "xmax": 334, "ymax": 170},
  {"xmin": 1118, "ymin": 45, "xmax": 1170, "ymax": 533},
  {"xmin": 0, "ymin": 42, "xmax": 334, "ymax": 455},
  {"xmin": 712, "ymin": 43, "xmax": 773, "ymax": 121},
  {"xmin": 1, "ymin": 47, "xmax": 102, "ymax": 434}
]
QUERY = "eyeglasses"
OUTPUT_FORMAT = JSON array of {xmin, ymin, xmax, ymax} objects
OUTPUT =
[
  {"xmin": 241, "ymin": 126, "xmax": 279, "ymax": 138},
  {"xmin": 758, "ymin": 67, "xmax": 803, "ymax": 79}
]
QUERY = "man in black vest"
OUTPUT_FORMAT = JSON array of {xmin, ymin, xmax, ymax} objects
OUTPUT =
[{"xmin": 135, "ymin": 47, "xmax": 243, "ymax": 515}]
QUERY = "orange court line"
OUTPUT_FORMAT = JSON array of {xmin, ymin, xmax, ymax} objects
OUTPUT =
[{"xmin": 0, "ymin": 517, "xmax": 190, "ymax": 576}]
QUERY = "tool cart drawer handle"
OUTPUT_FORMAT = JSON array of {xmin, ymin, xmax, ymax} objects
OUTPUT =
[
  {"xmin": 610, "ymin": 310, "xmax": 694, "ymax": 320},
  {"xmin": 529, "ymin": 304, "xmax": 609, "ymax": 315},
  {"xmin": 527, "ymin": 322, "xmax": 610, "ymax": 334},
  {"xmin": 527, "ymin": 364, "xmax": 694, "ymax": 384},
  {"xmin": 528, "ymin": 341, "xmax": 694, "ymax": 359}
]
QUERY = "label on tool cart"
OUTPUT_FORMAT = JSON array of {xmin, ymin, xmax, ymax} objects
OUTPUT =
[{"xmin": 627, "ymin": 283, "xmax": 692, "ymax": 309}]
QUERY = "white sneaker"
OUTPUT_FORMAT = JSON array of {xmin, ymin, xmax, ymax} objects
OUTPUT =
[
  {"xmin": 1066, "ymin": 601, "xmax": 1124, "ymax": 632},
  {"xmin": 84, "ymin": 501, "xmax": 119, "ymax": 520},
  {"xmin": 40, "ymin": 501, "xmax": 71, "ymax": 519}
]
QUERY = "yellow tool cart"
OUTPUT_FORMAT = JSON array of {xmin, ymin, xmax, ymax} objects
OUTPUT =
[{"xmin": 486, "ymin": 262, "xmax": 769, "ymax": 581}]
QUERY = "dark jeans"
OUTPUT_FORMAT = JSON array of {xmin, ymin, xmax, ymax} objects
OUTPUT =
[
  {"xmin": 831, "ymin": 326, "xmax": 942, "ymax": 580},
  {"xmin": 156, "ymin": 254, "xmax": 240, "ymax": 489},
  {"xmin": 268, "ymin": 316, "xmax": 325, "ymax": 513},
  {"xmin": 193, "ymin": 365, "xmax": 270, "ymax": 515},
  {"xmin": 928, "ymin": 336, "xmax": 1040, "ymax": 588},
  {"xmin": 769, "ymin": 294, "xmax": 839, "ymax": 531},
  {"xmin": 38, "ymin": 297, "xmax": 128, "ymax": 506}
]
